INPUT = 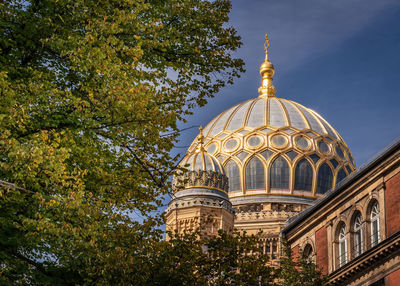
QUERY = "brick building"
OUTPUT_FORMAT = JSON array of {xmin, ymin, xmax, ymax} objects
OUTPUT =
[
  {"xmin": 282, "ymin": 138, "xmax": 400, "ymax": 285},
  {"xmin": 165, "ymin": 34, "xmax": 400, "ymax": 284}
]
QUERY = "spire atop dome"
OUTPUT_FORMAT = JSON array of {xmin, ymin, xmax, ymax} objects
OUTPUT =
[
  {"xmin": 197, "ymin": 126, "xmax": 205, "ymax": 152},
  {"xmin": 258, "ymin": 33, "xmax": 276, "ymax": 98}
]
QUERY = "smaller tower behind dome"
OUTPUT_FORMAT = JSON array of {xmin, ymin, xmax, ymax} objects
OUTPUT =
[{"xmin": 165, "ymin": 127, "xmax": 234, "ymax": 240}]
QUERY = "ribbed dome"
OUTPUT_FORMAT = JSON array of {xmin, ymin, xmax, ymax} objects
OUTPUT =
[
  {"xmin": 181, "ymin": 150, "xmax": 226, "ymax": 176},
  {"xmin": 173, "ymin": 144, "xmax": 229, "ymax": 194},
  {"xmin": 183, "ymin": 34, "xmax": 355, "ymax": 207},
  {"xmin": 201, "ymin": 97, "xmax": 342, "ymax": 140},
  {"xmin": 186, "ymin": 96, "xmax": 355, "ymax": 206}
]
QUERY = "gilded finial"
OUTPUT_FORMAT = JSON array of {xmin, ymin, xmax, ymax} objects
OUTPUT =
[
  {"xmin": 198, "ymin": 126, "xmax": 205, "ymax": 152},
  {"xmin": 264, "ymin": 33, "xmax": 270, "ymax": 60},
  {"xmin": 258, "ymin": 33, "xmax": 276, "ymax": 98}
]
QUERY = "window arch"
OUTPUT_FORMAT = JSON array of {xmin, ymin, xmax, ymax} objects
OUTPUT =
[
  {"xmin": 370, "ymin": 201, "xmax": 380, "ymax": 247},
  {"xmin": 352, "ymin": 212, "xmax": 363, "ymax": 257},
  {"xmin": 303, "ymin": 243, "xmax": 313, "ymax": 261},
  {"xmin": 316, "ymin": 163, "xmax": 333, "ymax": 194},
  {"xmin": 225, "ymin": 160, "xmax": 241, "ymax": 192},
  {"xmin": 270, "ymin": 156, "xmax": 290, "ymax": 189},
  {"xmin": 337, "ymin": 223, "xmax": 347, "ymax": 267},
  {"xmin": 294, "ymin": 159, "xmax": 313, "ymax": 191},
  {"xmin": 245, "ymin": 156, "xmax": 265, "ymax": 190},
  {"xmin": 336, "ymin": 168, "xmax": 347, "ymax": 185}
]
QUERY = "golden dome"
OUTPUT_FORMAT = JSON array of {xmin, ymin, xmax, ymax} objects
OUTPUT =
[
  {"xmin": 185, "ymin": 35, "xmax": 355, "ymax": 207},
  {"xmin": 173, "ymin": 129, "xmax": 229, "ymax": 194}
]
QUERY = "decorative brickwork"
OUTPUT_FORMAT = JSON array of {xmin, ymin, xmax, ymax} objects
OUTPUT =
[
  {"xmin": 387, "ymin": 267, "xmax": 400, "ymax": 286},
  {"xmin": 386, "ymin": 171, "xmax": 400, "ymax": 236},
  {"xmin": 316, "ymin": 226, "xmax": 329, "ymax": 275}
]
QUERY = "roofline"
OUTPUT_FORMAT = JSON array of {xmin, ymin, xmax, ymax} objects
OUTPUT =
[{"xmin": 282, "ymin": 136, "xmax": 400, "ymax": 235}]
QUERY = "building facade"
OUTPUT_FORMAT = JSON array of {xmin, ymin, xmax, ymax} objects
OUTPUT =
[
  {"xmin": 165, "ymin": 34, "xmax": 400, "ymax": 284},
  {"xmin": 282, "ymin": 138, "xmax": 400, "ymax": 285}
]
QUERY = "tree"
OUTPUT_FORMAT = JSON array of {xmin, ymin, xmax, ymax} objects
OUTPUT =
[
  {"xmin": 277, "ymin": 242, "xmax": 330, "ymax": 286},
  {"xmin": 0, "ymin": 0, "xmax": 244, "ymax": 284},
  {"xmin": 140, "ymin": 230, "xmax": 328, "ymax": 286},
  {"xmin": 150, "ymin": 230, "xmax": 277, "ymax": 286}
]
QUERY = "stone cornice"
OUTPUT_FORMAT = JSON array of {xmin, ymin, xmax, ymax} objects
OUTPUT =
[{"xmin": 329, "ymin": 231, "xmax": 400, "ymax": 285}]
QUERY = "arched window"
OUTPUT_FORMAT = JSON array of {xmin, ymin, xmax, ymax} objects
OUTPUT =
[
  {"xmin": 225, "ymin": 160, "xmax": 241, "ymax": 192},
  {"xmin": 371, "ymin": 202, "xmax": 380, "ymax": 247},
  {"xmin": 245, "ymin": 156, "xmax": 265, "ymax": 190},
  {"xmin": 294, "ymin": 159, "xmax": 313, "ymax": 191},
  {"xmin": 316, "ymin": 163, "xmax": 333, "ymax": 194},
  {"xmin": 338, "ymin": 224, "xmax": 347, "ymax": 267},
  {"xmin": 336, "ymin": 168, "xmax": 347, "ymax": 185},
  {"xmin": 353, "ymin": 213, "xmax": 363, "ymax": 257},
  {"xmin": 270, "ymin": 156, "xmax": 290, "ymax": 189},
  {"xmin": 303, "ymin": 243, "xmax": 313, "ymax": 261}
]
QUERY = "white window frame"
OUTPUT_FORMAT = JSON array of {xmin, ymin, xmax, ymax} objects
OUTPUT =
[
  {"xmin": 371, "ymin": 202, "xmax": 380, "ymax": 247},
  {"xmin": 353, "ymin": 214, "xmax": 363, "ymax": 257},
  {"xmin": 338, "ymin": 224, "xmax": 347, "ymax": 267}
]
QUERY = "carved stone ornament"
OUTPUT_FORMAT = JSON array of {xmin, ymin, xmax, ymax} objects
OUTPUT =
[{"xmin": 172, "ymin": 170, "xmax": 229, "ymax": 193}]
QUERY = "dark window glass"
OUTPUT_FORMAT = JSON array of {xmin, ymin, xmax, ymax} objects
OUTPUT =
[
  {"xmin": 330, "ymin": 159, "xmax": 338, "ymax": 169},
  {"xmin": 236, "ymin": 151, "xmax": 249, "ymax": 162},
  {"xmin": 336, "ymin": 168, "xmax": 347, "ymax": 185},
  {"xmin": 294, "ymin": 159, "xmax": 313, "ymax": 191},
  {"xmin": 261, "ymin": 150, "xmax": 274, "ymax": 161},
  {"xmin": 286, "ymin": 150, "xmax": 298, "ymax": 161},
  {"xmin": 336, "ymin": 146, "xmax": 345, "ymax": 159},
  {"xmin": 270, "ymin": 156, "xmax": 290, "ymax": 189},
  {"xmin": 318, "ymin": 141, "xmax": 329, "ymax": 153},
  {"xmin": 309, "ymin": 154, "xmax": 320, "ymax": 163},
  {"xmin": 317, "ymin": 163, "xmax": 333, "ymax": 194},
  {"xmin": 225, "ymin": 160, "xmax": 241, "ymax": 192},
  {"xmin": 303, "ymin": 244, "xmax": 313, "ymax": 260},
  {"xmin": 245, "ymin": 157, "xmax": 265, "ymax": 190}
]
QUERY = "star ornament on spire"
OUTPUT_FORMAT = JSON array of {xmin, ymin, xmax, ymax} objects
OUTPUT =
[{"xmin": 264, "ymin": 33, "xmax": 270, "ymax": 60}]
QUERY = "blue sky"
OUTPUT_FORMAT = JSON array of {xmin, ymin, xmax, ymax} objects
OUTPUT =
[{"xmin": 176, "ymin": 0, "xmax": 400, "ymax": 168}]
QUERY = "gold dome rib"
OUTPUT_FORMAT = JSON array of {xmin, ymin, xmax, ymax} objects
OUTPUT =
[
  {"xmin": 306, "ymin": 108, "xmax": 328, "ymax": 135},
  {"xmin": 224, "ymin": 102, "xmax": 244, "ymax": 131},
  {"xmin": 208, "ymin": 107, "xmax": 236, "ymax": 137},
  {"xmin": 265, "ymin": 97, "xmax": 270, "ymax": 126},
  {"xmin": 277, "ymin": 98, "xmax": 291, "ymax": 127},
  {"xmin": 202, "ymin": 115, "xmax": 219, "ymax": 137},
  {"xmin": 280, "ymin": 99, "xmax": 308, "ymax": 130},
  {"xmin": 225, "ymin": 99, "xmax": 253, "ymax": 131},
  {"xmin": 311, "ymin": 111, "xmax": 341, "ymax": 141},
  {"xmin": 295, "ymin": 103, "xmax": 326, "ymax": 134},
  {"xmin": 243, "ymin": 98, "xmax": 260, "ymax": 127},
  {"xmin": 287, "ymin": 100, "xmax": 311, "ymax": 130},
  {"xmin": 268, "ymin": 97, "xmax": 287, "ymax": 128}
]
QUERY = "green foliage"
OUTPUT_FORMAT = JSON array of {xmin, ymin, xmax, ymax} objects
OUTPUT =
[
  {"xmin": 277, "ymin": 241, "xmax": 330, "ymax": 286},
  {"xmin": 0, "ymin": 1, "xmax": 328, "ymax": 285},
  {"xmin": 0, "ymin": 0, "xmax": 243, "ymax": 284},
  {"xmin": 140, "ymin": 231, "xmax": 328, "ymax": 286},
  {"xmin": 151, "ymin": 230, "xmax": 277, "ymax": 286}
]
